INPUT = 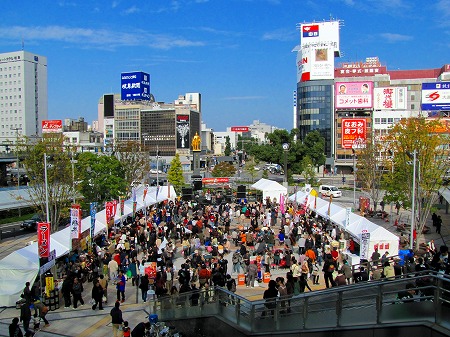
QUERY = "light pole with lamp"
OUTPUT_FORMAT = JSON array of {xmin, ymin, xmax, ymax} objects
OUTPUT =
[
  {"xmin": 406, "ymin": 150, "xmax": 417, "ymax": 250},
  {"xmin": 282, "ymin": 143, "xmax": 289, "ymax": 188}
]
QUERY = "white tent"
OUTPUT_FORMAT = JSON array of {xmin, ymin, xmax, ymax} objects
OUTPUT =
[
  {"xmin": 0, "ymin": 184, "xmax": 177, "ymax": 307},
  {"xmin": 251, "ymin": 178, "xmax": 287, "ymax": 203},
  {"xmin": 289, "ymin": 190, "xmax": 399, "ymax": 259}
]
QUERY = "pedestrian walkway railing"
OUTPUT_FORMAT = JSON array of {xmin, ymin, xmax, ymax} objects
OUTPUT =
[{"xmin": 148, "ymin": 273, "xmax": 450, "ymax": 335}]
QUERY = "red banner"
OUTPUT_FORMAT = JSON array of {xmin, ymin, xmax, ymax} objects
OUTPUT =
[
  {"xmin": 341, "ymin": 118, "xmax": 367, "ymax": 149},
  {"xmin": 105, "ymin": 202, "xmax": 114, "ymax": 223},
  {"xmin": 37, "ymin": 222, "xmax": 51, "ymax": 258},
  {"xmin": 202, "ymin": 177, "xmax": 230, "ymax": 184},
  {"xmin": 41, "ymin": 119, "xmax": 63, "ymax": 133},
  {"xmin": 231, "ymin": 126, "xmax": 249, "ymax": 132}
]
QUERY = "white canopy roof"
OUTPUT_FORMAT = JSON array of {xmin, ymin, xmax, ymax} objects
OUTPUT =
[
  {"xmin": 251, "ymin": 178, "xmax": 287, "ymax": 202},
  {"xmin": 0, "ymin": 184, "xmax": 177, "ymax": 307}
]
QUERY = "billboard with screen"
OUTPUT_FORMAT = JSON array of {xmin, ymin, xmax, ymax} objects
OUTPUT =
[
  {"xmin": 300, "ymin": 45, "xmax": 335, "ymax": 81},
  {"xmin": 335, "ymin": 82, "xmax": 373, "ymax": 109},
  {"xmin": 341, "ymin": 118, "xmax": 367, "ymax": 149},
  {"xmin": 373, "ymin": 87, "xmax": 407, "ymax": 110},
  {"xmin": 121, "ymin": 71, "xmax": 150, "ymax": 101},
  {"xmin": 176, "ymin": 115, "xmax": 190, "ymax": 149},
  {"xmin": 421, "ymin": 82, "xmax": 450, "ymax": 111},
  {"xmin": 300, "ymin": 21, "xmax": 340, "ymax": 52}
]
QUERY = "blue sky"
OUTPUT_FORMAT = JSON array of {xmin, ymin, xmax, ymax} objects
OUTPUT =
[{"xmin": 0, "ymin": 0, "xmax": 449, "ymax": 131}]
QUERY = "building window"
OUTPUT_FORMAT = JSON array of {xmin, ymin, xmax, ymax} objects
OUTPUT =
[{"xmin": 411, "ymin": 104, "xmax": 415, "ymax": 109}]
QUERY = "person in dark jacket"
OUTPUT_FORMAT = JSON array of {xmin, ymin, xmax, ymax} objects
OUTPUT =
[
  {"xmin": 110, "ymin": 301, "xmax": 124, "ymax": 337},
  {"xmin": 91, "ymin": 279, "xmax": 104, "ymax": 310},
  {"xmin": 139, "ymin": 274, "xmax": 150, "ymax": 302},
  {"xmin": 262, "ymin": 280, "xmax": 278, "ymax": 317},
  {"xmin": 61, "ymin": 276, "xmax": 72, "ymax": 308},
  {"xmin": 19, "ymin": 302, "xmax": 33, "ymax": 336},
  {"xmin": 71, "ymin": 277, "xmax": 84, "ymax": 309},
  {"xmin": 131, "ymin": 321, "xmax": 150, "ymax": 337},
  {"xmin": 9, "ymin": 317, "xmax": 23, "ymax": 337}
]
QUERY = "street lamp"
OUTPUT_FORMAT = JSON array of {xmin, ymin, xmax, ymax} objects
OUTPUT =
[
  {"xmin": 406, "ymin": 150, "xmax": 417, "ymax": 250},
  {"xmin": 282, "ymin": 143, "xmax": 289, "ymax": 187}
]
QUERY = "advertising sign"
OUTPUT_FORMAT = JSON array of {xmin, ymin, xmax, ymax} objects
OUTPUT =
[
  {"xmin": 176, "ymin": 115, "xmax": 190, "ymax": 149},
  {"xmin": 360, "ymin": 231, "xmax": 370, "ymax": 260},
  {"xmin": 90, "ymin": 202, "xmax": 97, "ymax": 244},
  {"xmin": 70, "ymin": 205, "xmax": 81, "ymax": 239},
  {"xmin": 341, "ymin": 118, "xmax": 367, "ymax": 149},
  {"xmin": 300, "ymin": 21, "xmax": 340, "ymax": 52},
  {"xmin": 121, "ymin": 71, "xmax": 150, "ymax": 101},
  {"xmin": 300, "ymin": 45, "xmax": 335, "ymax": 81},
  {"xmin": 37, "ymin": 222, "xmax": 50, "ymax": 258},
  {"xmin": 335, "ymin": 82, "xmax": 373, "ymax": 109},
  {"xmin": 421, "ymin": 82, "xmax": 450, "ymax": 111},
  {"xmin": 42, "ymin": 120, "xmax": 63, "ymax": 133},
  {"xmin": 202, "ymin": 177, "xmax": 230, "ymax": 184},
  {"xmin": 374, "ymin": 87, "xmax": 407, "ymax": 110},
  {"xmin": 105, "ymin": 201, "xmax": 114, "ymax": 226},
  {"xmin": 231, "ymin": 126, "xmax": 249, "ymax": 132}
]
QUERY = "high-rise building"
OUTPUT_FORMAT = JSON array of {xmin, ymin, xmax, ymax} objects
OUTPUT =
[{"xmin": 0, "ymin": 51, "xmax": 48, "ymax": 142}]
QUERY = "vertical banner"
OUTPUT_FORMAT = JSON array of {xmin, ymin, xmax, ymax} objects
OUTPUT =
[
  {"xmin": 133, "ymin": 201, "xmax": 137, "ymax": 220},
  {"xmin": 70, "ymin": 205, "xmax": 81, "ymax": 240},
  {"xmin": 37, "ymin": 222, "xmax": 50, "ymax": 258},
  {"xmin": 176, "ymin": 115, "xmax": 190, "ymax": 149},
  {"xmin": 360, "ymin": 230, "xmax": 370, "ymax": 260},
  {"xmin": 143, "ymin": 185, "xmax": 148, "ymax": 201},
  {"xmin": 132, "ymin": 187, "xmax": 137, "ymax": 222},
  {"xmin": 90, "ymin": 202, "xmax": 97, "ymax": 252},
  {"xmin": 327, "ymin": 195, "xmax": 333, "ymax": 218},
  {"xmin": 120, "ymin": 197, "xmax": 125, "ymax": 217},
  {"xmin": 105, "ymin": 201, "xmax": 113, "ymax": 226},
  {"xmin": 345, "ymin": 207, "xmax": 352, "ymax": 228}
]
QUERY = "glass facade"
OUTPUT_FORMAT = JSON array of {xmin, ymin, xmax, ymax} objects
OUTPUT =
[
  {"xmin": 141, "ymin": 109, "xmax": 176, "ymax": 156},
  {"xmin": 297, "ymin": 79, "xmax": 334, "ymax": 157}
]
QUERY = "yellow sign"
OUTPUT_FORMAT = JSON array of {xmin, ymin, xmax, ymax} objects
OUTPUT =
[
  {"xmin": 45, "ymin": 276, "xmax": 54, "ymax": 297},
  {"xmin": 191, "ymin": 132, "xmax": 201, "ymax": 152}
]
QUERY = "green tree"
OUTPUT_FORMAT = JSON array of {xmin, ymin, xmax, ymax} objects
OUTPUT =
[
  {"xmin": 383, "ymin": 117, "xmax": 449, "ymax": 249},
  {"xmin": 303, "ymin": 130, "xmax": 326, "ymax": 168},
  {"xmin": 21, "ymin": 135, "xmax": 74, "ymax": 232},
  {"xmin": 114, "ymin": 140, "xmax": 150, "ymax": 186},
  {"xmin": 75, "ymin": 152, "xmax": 128, "ymax": 205},
  {"xmin": 355, "ymin": 140, "xmax": 386, "ymax": 210},
  {"xmin": 212, "ymin": 162, "xmax": 236, "ymax": 177},
  {"xmin": 301, "ymin": 155, "xmax": 317, "ymax": 185},
  {"xmin": 167, "ymin": 153, "xmax": 185, "ymax": 194},
  {"xmin": 224, "ymin": 136, "xmax": 231, "ymax": 156},
  {"xmin": 244, "ymin": 156, "xmax": 259, "ymax": 183}
]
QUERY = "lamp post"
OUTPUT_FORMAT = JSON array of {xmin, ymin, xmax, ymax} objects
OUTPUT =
[
  {"xmin": 406, "ymin": 150, "xmax": 417, "ymax": 250},
  {"xmin": 282, "ymin": 143, "xmax": 289, "ymax": 187}
]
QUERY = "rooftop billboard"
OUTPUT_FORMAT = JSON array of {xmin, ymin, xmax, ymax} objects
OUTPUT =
[
  {"xmin": 421, "ymin": 82, "xmax": 450, "ymax": 111},
  {"xmin": 121, "ymin": 71, "xmax": 150, "ymax": 101},
  {"xmin": 300, "ymin": 21, "xmax": 340, "ymax": 52},
  {"xmin": 335, "ymin": 82, "xmax": 373, "ymax": 109},
  {"xmin": 299, "ymin": 45, "xmax": 335, "ymax": 81},
  {"xmin": 373, "ymin": 87, "xmax": 407, "ymax": 110}
]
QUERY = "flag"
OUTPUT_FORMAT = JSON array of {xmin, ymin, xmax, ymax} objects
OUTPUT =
[
  {"xmin": 70, "ymin": 204, "xmax": 81, "ymax": 240},
  {"xmin": 37, "ymin": 222, "xmax": 50, "ymax": 258},
  {"xmin": 280, "ymin": 194, "xmax": 285, "ymax": 214},
  {"xmin": 120, "ymin": 197, "xmax": 124, "ymax": 217},
  {"xmin": 327, "ymin": 194, "xmax": 333, "ymax": 218},
  {"xmin": 143, "ymin": 184, "xmax": 148, "ymax": 201},
  {"xmin": 156, "ymin": 185, "xmax": 160, "ymax": 201},
  {"xmin": 90, "ymin": 202, "xmax": 97, "ymax": 243},
  {"xmin": 132, "ymin": 187, "xmax": 136, "ymax": 203},
  {"xmin": 105, "ymin": 201, "xmax": 114, "ymax": 225}
]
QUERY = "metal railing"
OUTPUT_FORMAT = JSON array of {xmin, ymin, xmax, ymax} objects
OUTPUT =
[{"xmin": 148, "ymin": 273, "xmax": 450, "ymax": 335}]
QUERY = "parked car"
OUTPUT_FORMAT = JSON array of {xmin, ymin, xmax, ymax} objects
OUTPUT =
[
  {"xmin": 319, "ymin": 185, "xmax": 342, "ymax": 198},
  {"xmin": 21, "ymin": 214, "xmax": 43, "ymax": 230},
  {"xmin": 150, "ymin": 169, "xmax": 163, "ymax": 174}
]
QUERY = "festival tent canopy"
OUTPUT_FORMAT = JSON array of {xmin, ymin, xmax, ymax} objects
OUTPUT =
[
  {"xmin": 0, "ymin": 184, "xmax": 177, "ymax": 307},
  {"xmin": 251, "ymin": 178, "xmax": 287, "ymax": 202}
]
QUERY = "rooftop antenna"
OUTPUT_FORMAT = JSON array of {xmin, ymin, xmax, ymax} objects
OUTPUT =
[{"xmin": 21, "ymin": 37, "xmax": 24, "ymax": 51}]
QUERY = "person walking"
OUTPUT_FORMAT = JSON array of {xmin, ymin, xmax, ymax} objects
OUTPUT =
[
  {"xmin": 61, "ymin": 276, "xmax": 73, "ymax": 308},
  {"xmin": 71, "ymin": 277, "xmax": 84, "ymax": 309},
  {"xmin": 246, "ymin": 260, "xmax": 258, "ymax": 288},
  {"xmin": 91, "ymin": 279, "xmax": 104, "ymax": 311},
  {"xmin": 110, "ymin": 301, "xmax": 124, "ymax": 337},
  {"xmin": 116, "ymin": 270, "xmax": 126, "ymax": 303}
]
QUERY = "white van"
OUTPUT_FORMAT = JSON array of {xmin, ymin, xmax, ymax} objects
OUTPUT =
[{"xmin": 319, "ymin": 185, "xmax": 342, "ymax": 198}]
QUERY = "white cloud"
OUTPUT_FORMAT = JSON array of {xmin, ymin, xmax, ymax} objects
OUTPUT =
[
  {"xmin": 436, "ymin": 0, "xmax": 450, "ymax": 17},
  {"xmin": 112, "ymin": 1, "xmax": 120, "ymax": 8},
  {"xmin": 380, "ymin": 33, "xmax": 413, "ymax": 43},
  {"xmin": 262, "ymin": 28, "xmax": 296, "ymax": 41},
  {"xmin": 0, "ymin": 25, "xmax": 205, "ymax": 50},
  {"xmin": 123, "ymin": 6, "xmax": 140, "ymax": 14}
]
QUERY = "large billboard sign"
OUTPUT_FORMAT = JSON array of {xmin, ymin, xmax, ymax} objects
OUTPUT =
[
  {"xmin": 42, "ymin": 120, "xmax": 62, "ymax": 133},
  {"xmin": 231, "ymin": 126, "xmax": 249, "ymax": 132},
  {"xmin": 121, "ymin": 71, "xmax": 150, "ymax": 101},
  {"xmin": 299, "ymin": 45, "xmax": 335, "ymax": 81},
  {"xmin": 300, "ymin": 21, "xmax": 340, "ymax": 51},
  {"xmin": 373, "ymin": 87, "xmax": 407, "ymax": 110},
  {"xmin": 176, "ymin": 115, "xmax": 190, "ymax": 149},
  {"xmin": 421, "ymin": 82, "xmax": 450, "ymax": 111},
  {"xmin": 335, "ymin": 82, "xmax": 373, "ymax": 109},
  {"xmin": 341, "ymin": 118, "xmax": 367, "ymax": 149}
]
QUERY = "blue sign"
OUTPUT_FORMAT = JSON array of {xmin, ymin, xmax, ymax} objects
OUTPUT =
[
  {"xmin": 121, "ymin": 71, "xmax": 151, "ymax": 101},
  {"xmin": 421, "ymin": 82, "xmax": 450, "ymax": 111},
  {"xmin": 90, "ymin": 202, "xmax": 97, "ymax": 241}
]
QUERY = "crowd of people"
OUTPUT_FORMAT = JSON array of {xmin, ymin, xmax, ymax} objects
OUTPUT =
[{"xmin": 8, "ymin": 191, "xmax": 449, "ymax": 336}]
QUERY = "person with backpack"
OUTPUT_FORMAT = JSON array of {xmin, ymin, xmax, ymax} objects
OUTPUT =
[{"xmin": 226, "ymin": 274, "xmax": 236, "ymax": 293}]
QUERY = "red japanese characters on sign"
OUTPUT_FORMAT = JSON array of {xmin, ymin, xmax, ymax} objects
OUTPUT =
[
  {"xmin": 231, "ymin": 126, "xmax": 249, "ymax": 132},
  {"xmin": 105, "ymin": 201, "xmax": 114, "ymax": 223},
  {"xmin": 202, "ymin": 177, "xmax": 230, "ymax": 184},
  {"xmin": 38, "ymin": 222, "xmax": 51, "ymax": 258},
  {"xmin": 42, "ymin": 120, "xmax": 63, "ymax": 133},
  {"xmin": 341, "ymin": 118, "xmax": 367, "ymax": 149}
]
